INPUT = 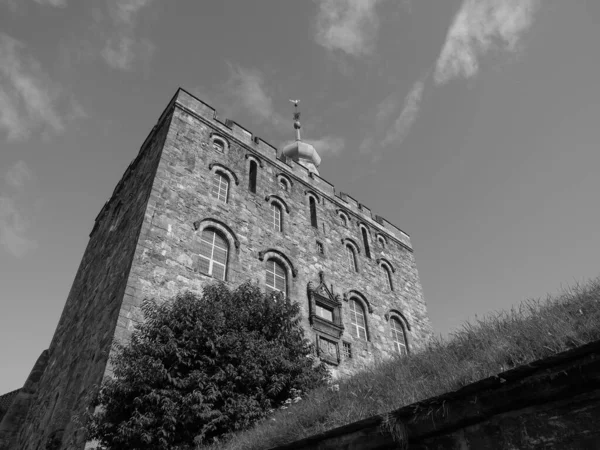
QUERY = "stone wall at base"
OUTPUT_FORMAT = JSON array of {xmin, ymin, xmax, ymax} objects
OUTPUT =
[{"xmin": 268, "ymin": 339, "xmax": 600, "ymax": 450}]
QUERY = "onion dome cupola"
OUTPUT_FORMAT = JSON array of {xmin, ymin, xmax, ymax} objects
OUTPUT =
[{"xmin": 282, "ymin": 100, "xmax": 321, "ymax": 175}]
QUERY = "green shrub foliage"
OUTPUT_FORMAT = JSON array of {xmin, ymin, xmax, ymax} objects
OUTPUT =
[{"xmin": 86, "ymin": 282, "xmax": 329, "ymax": 449}]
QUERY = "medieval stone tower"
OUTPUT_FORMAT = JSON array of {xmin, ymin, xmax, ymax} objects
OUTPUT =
[{"xmin": 1, "ymin": 89, "xmax": 432, "ymax": 449}]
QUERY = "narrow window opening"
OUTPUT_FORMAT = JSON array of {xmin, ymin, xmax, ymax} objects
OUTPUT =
[
  {"xmin": 309, "ymin": 196, "xmax": 318, "ymax": 228},
  {"xmin": 316, "ymin": 241, "xmax": 324, "ymax": 255},
  {"xmin": 340, "ymin": 214, "xmax": 347, "ymax": 227},
  {"xmin": 384, "ymin": 266, "xmax": 394, "ymax": 291},
  {"xmin": 346, "ymin": 245, "xmax": 358, "ymax": 272},
  {"xmin": 271, "ymin": 203, "xmax": 282, "ymax": 232},
  {"xmin": 361, "ymin": 227, "xmax": 371, "ymax": 259},
  {"xmin": 248, "ymin": 160, "xmax": 257, "ymax": 193}
]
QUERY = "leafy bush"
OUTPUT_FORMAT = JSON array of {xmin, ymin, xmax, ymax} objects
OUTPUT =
[{"xmin": 85, "ymin": 282, "xmax": 329, "ymax": 449}]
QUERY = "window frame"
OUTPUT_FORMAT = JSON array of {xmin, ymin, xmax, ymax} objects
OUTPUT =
[
  {"xmin": 211, "ymin": 171, "xmax": 230, "ymax": 203},
  {"xmin": 198, "ymin": 228, "xmax": 229, "ymax": 281},
  {"xmin": 390, "ymin": 317, "xmax": 408, "ymax": 356},
  {"xmin": 265, "ymin": 258, "xmax": 287, "ymax": 296},
  {"xmin": 342, "ymin": 341, "xmax": 352, "ymax": 359},
  {"xmin": 346, "ymin": 244, "xmax": 358, "ymax": 272},
  {"xmin": 271, "ymin": 202, "xmax": 282, "ymax": 232},
  {"xmin": 348, "ymin": 298, "xmax": 367, "ymax": 340}
]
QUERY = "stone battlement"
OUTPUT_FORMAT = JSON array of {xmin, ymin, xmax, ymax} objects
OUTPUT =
[{"xmin": 99, "ymin": 88, "xmax": 413, "ymax": 250}]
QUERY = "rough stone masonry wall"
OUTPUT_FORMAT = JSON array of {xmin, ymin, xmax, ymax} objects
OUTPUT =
[
  {"xmin": 13, "ymin": 104, "xmax": 173, "ymax": 450},
  {"xmin": 269, "ymin": 339, "xmax": 600, "ymax": 450},
  {"xmin": 118, "ymin": 89, "xmax": 432, "ymax": 379}
]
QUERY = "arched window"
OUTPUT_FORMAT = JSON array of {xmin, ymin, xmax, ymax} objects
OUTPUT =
[
  {"xmin": 198, "ymin": 228, "xmax": 229, "ymax": 280},
  {"xmin": 340, "ymin": 214, "xmax": 347, "ymax": 227},
  {"xmin": 391, "ymin": 318, "xmax": 408, "ymax": 355},
  {"xmin": 278, "ymin": 177, "xmax": 289, "ymax": 192},
  {"xmin": 248, "ymin": 160, "xmax": 257, "ymax": 193},
  {"xmin": 271, "ymin": 202, "xmax": 282, "ymax": 232},
  {"xmin": 266, "ymin": 259, "xmax": 287, "ymax": 295},
  {"xmin": 212, "ymin": 139, "xmax": 224, "ymax": 153},
  {"xmin": 361, "ymin": 226, "xmax": 371, "ymax": 259},
  {"xmin": 309, "ymin": 196, "xmax": 318, "ymax": 228},
  {"xmin": 349, "ymin": 299, "xmax": 367, "ymax": 340},
  {"xmin": 211, "ymin": 172, "xmax": 229, "ymax": 203},
  {"xmin": 346, "ymin": 245, "xmax": 358, "ymax": 272},
  {"xmin": 377, "ymin": 235, "xmax": 386, "ymax": 249},
  {"xmin": 382, "ymin": 265, "xmax": 393, "ymax": 291}
]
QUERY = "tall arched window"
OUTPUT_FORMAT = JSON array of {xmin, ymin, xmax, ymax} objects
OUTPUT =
[
  {"xmin": 382, "ymin": 265, "xmax": 393, "ymax": 291},
  {"xmin": 391, "ymin": 318, "xmax": 408, "ymax": 355},
  {"xmin": 349, "ymin": 299, "xmax": 367, "ymax": 340},
  {"xmin": 198, "ymin": 228, "xmax": 229, "ymax": 280},
  {"xmin": 361, "ymin": 226, "xmax": 371, "ymax": 259},
  {"xmin": 346, "ymin": 245, "xmax": 358, "ymax": 272},
  {"xmin": 211, "ymin": 172, "xmax": 229, "ymax": 203},
  {"xmin": 340, "ymin": 214, "xmax": 347, "ymax": 227},
  {"xmin": 309, "ymin": 196, "xmax": 318, "ymax": 228},
  {"xmin": 266, "ymin": 259, "xmax": 287, "ymax": 294},
  {"xmin": 271, "ymin": 202, "xmax": 282, "ymax": 232},
  {"xmin": 248, "ymin": 160, "xmax": 257, "ymax": 193}
]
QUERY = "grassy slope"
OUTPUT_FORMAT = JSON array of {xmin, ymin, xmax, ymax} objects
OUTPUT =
[{"xmin": 203, "ymin": 278, "xmax": 600, "ymax": 450}]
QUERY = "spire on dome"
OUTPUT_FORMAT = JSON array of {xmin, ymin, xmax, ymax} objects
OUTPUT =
[
  {"xmin": 282, "ymin": 99, "xmax": 321, "ymax": 174},
  {"xmin": 290, "ymin": 99, "xmax": 302, "ymax": 141}
]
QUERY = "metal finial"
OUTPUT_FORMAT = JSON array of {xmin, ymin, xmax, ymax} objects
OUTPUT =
[{"xmin": 289, "ymin": 99, "xmax": 301, "ymax": 140}]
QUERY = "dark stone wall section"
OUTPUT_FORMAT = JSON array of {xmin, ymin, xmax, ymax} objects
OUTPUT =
[{"xmin": 13, "ymin": 105, "xmax": 174, "ymax": 450}]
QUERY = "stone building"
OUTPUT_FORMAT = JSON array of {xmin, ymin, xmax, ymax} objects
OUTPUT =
[{"xmin": 0, "ymin": 88, "xmax": 432, "ymax": 449}]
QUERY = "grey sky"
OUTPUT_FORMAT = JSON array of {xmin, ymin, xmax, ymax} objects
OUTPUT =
[{"xmin": 2, "ymin": 0, "xmax": 600, "ymax": 393}]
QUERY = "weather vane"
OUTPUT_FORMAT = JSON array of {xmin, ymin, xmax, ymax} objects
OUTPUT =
[{"xmin": 289, "ymin": 99, "xmax": 301, "ymax": 140}]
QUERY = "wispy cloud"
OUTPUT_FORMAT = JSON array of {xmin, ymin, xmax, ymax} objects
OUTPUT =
[
  {"xmin": 314, "ymin": 0, "xmax": 384, "ymax": 57},
  {"xmin": 0, "ymin": 33, "xmax": 71, "ymax": 140},
  {"xmin": 359, "ymin": 77, "xmax": 425, "ymax": 155},
  {"xmin": 381, "ymin": 79, "xmax": 424, "ymax": 147},
  {"xmin": 226, "ymin": 64, "xmax": 287, "ymax": 129},
  {"xmin": 435, "ymin": 0, "xmax": 541, "ymax": 84},
  {"xmin": 0, "ymin": 161, "xmax": 37, "ymax": 257},
  {"xmin": 33, "ymin": 0, "xmax": 67, "ymax": 7},
  {"xmin": 102, "ymin": 0, "xmax": 154, "ymax": 70}
]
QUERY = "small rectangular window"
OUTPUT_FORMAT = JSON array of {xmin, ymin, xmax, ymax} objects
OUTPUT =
[
  {"xmin": 316, "ymin": 241, "xmax": 324, "ymax": 255},
  {"xmin": 315, "ymin": 304, "xmax": 333, "ymax": 322},
  {"xmin": 342, "ymin": 342, "xmax": 352, "ymax": 359}
]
